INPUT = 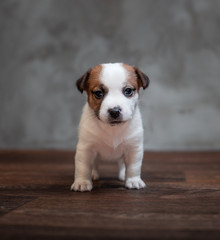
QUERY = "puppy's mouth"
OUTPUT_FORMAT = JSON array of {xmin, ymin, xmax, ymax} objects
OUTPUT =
[
  {"xmin": 109, "ymin": 120, "xmax": 125, "ymax": 126},
  {"xmin": 97, "ymin": 115, "xmax": 124, "ymax": 125}
]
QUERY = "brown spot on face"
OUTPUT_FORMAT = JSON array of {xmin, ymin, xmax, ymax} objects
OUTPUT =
[
  {"xmin": 123, "ymin": 64, "xmax": 150, "ymax": 91},
  {"xmin": 85, "ymin": 64, "xmax": 102, "ymax": 93},
  {"xmin": 123, "ymin": 64, "xmax": 139, "ymax": 91},
  {"xmin": 77, "ymin": 64, "xmax": 107, "ymax": 118},
  {"xmin": 86, "ymin": 65, "xmax": 105, "ymax": 117}
]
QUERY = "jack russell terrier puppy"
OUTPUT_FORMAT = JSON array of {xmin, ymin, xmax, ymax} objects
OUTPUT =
[{"xmin": 71, "ymin": 63, "xmax": 149, "ymax": 192}]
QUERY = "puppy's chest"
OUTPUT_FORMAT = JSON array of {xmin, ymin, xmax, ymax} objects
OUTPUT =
[
  {"xmin": 96, "ymin": 141, "xmax": 125, "ymax": 161},
  {"xmin": 95, "ymin": 133, "xmax": 127, "ymax": 161}
]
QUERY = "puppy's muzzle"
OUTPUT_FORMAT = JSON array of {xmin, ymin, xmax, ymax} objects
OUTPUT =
[{"xmin": 108, "ymin": 107, "xmax": 121, "ymax": 120}]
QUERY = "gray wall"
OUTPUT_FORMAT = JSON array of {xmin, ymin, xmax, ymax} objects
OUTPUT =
[{"xmin": 0, "ymin": 0, "xmax": 220, "ymax": 150}]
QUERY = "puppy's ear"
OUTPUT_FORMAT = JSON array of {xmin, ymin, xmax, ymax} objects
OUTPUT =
[
  {"xmin": 134, "ymin": 67, "xmax": 150, "ymax": 90},
  {"xmin": 76, "ymin": 69, "xmax": 92, "ymax": 93}
]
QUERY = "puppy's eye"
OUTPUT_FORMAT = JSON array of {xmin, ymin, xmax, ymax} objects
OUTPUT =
[
  {"xmin": 93, "ymin": 90, "xmax": 104, "ymax": 99},
  {"xmin": 123, "ymin": 87, "xmax": 134, "ymax": 97}
]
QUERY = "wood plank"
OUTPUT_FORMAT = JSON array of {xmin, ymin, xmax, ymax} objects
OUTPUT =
[{"xmin": 0, "ymin": 150, "xmax": 220, "ymax": 240}]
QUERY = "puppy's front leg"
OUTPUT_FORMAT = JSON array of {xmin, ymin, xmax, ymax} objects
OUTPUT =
[
  {"xmin": 70, "ymin": 148, "xmax": 95, "ymax": 192},
  {"xmin": 124, "ymin": 147, "xmax": 146, "ymax": 189}
]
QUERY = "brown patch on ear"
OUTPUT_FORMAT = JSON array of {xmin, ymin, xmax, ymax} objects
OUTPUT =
[
  {"xmin": 123, "ymin": 64, "xmax": 150, "ymax": 91},
  {"xmin": 134, "ymin": 67, "xmax": 150, "ymax": 90},
  {"xmin": 76, "ymin": 69, "xmax": 92, "ymax": 93}
]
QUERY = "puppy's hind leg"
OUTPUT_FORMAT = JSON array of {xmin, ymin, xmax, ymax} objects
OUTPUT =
[
  {"xmin": 118, "ymin": 158, "xmax": 125, "ymax": 181},
  {"xmin": 92, "ymin": 159, "xmax": 99, "ymax": 181}
]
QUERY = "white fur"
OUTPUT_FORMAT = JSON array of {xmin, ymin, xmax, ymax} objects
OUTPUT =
[{"xmin": 71, "ymin": 63, "xmax": 146, "ymax": 192}]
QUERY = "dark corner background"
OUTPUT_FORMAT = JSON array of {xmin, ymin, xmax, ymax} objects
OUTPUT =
[{"xmin": 0, "ymin": 0, "xmax": 220, "ymax": 150}]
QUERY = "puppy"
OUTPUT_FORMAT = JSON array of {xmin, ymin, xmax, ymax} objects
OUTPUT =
[{"xmin": 71, "ymin": 63, "xmax": 149, "ymax": 192}]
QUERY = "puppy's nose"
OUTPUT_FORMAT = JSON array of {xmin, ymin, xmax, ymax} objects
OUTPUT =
[{"xmin": 108, "ymin": 107, "xmax": 121, "ymax": 119}]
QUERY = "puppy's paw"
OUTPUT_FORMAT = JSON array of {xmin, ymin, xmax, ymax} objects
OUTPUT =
[
  {"xmin": 70, "ymin": 180, "xmax": 93, "ymax": 192},
  {"xmin": 125, "ymin": 177, "xmax": 146, "ymax": 189}
]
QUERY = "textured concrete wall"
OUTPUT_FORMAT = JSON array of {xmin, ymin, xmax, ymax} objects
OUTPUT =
[{"xmin": 0, "ymin": 0, "xmax": 220, "ymax": 150}]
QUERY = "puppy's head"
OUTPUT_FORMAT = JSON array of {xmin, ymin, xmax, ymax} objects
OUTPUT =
[{"xmin": 76, "ymin": 63, "xmax": 149, "ymax": 125}]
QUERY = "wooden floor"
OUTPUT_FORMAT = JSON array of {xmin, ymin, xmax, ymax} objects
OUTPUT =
[{"xmin": 0, "ymin": 151, "xmax": 220, "ymax": 240}]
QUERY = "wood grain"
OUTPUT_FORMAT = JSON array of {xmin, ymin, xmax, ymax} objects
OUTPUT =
[{"xmin": 0, "ymin": 150, "xmax": 220, "ymax": 239}]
